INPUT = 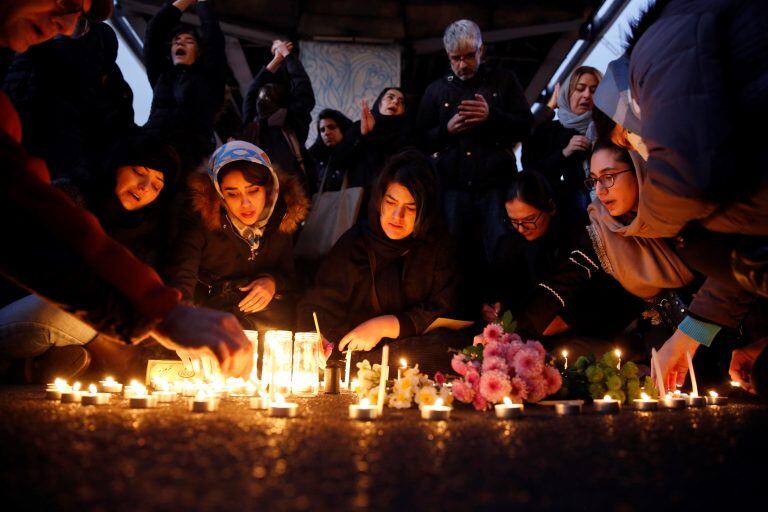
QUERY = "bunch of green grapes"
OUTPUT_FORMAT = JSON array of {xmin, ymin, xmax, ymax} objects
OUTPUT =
[{"xmin": 584, "ymin": 352, "xmax": 642, "ymax": 404}]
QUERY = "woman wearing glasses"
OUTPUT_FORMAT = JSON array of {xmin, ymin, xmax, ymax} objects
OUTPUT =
[
  {"xmin": 484, "ymin": 170, "xmax": 634, "ymax": 340},
  {"xmin": 520, "ymin": 141, "xmax": 695, "ymax": 340}
]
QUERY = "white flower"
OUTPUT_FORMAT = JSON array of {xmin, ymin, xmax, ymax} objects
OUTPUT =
[
  {"xmin": 439, "ymin": 386, "xmax": 454, "ymax": 406},
  {"xmin": 415, "ymin": 385, "xmax": 438, "ymax": 406}
]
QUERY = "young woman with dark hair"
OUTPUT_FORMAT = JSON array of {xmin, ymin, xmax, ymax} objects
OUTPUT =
[
  {"xmin": 308, "ymin": 109, "xmax": 353, "ymax": 192},
  {"xmin": 165, "ymin": 140, "xmax": 309, "ymax": 331},
  {"xmin": 297, "ymin": 150, "xmax": 464, "ymax": 375}
]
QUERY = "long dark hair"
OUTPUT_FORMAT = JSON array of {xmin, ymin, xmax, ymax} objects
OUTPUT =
[
  {"xmin": 310, "ymin": 109, "xmax": 353, "ymax": 154},
  {"xmin": 370, "ymin": 150, "xmax": 441, "ymax": 240},
  {"xmin": 372, "ymin": 87, "xmax": 408, "ymax": 117}
]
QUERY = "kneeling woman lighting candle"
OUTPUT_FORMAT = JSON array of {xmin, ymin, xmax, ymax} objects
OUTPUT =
[
  {"xmin": 420, "ymin": 398, "xmax": 451, "ymax": 420},
  {"xmin": 495, "ymin": 396, "xmax": 524, "ymax": 419},
  {"xmin": 81, "ymin": 384, "xmax": 111, "ymax": 406},
  {"xmin": 269, "ymin": 393, "xmax": 298, "ymax": 418},
  {"xmin": 349, "ymin": 397, "xmax": 378, "ymax": 420}
]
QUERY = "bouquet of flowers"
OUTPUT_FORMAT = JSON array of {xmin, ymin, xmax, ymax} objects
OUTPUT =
[
  {"xmin": 354, "ymin": 360, "xmax": 452, "ymax": 409},
  {"xmin": 557, "ymin": 352, "xmax": 659, "ymax": 404},
  {"xmin": 450, "ymin": 312, "xmax": 562, "ymax": 410}
]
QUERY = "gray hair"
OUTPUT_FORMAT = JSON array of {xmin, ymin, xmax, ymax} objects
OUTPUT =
[{"xmin": 443, "ymin": 19, "xmax": 483, "ymax": 53}]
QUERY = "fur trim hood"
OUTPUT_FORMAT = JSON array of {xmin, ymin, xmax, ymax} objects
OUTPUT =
[{"xmin": 187, "ymin": 162, "xmax": 309, "ymax": 235}]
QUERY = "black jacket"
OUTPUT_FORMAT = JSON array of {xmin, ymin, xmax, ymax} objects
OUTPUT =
[
  {"xmin": 2, "ymin": 22, "xmax": 135, "ymax": 180},
  {"xmin": 296, "ymin": 225, "xmax": 460, "ymax": 343},
  {"xmin": 522, "ymin": 115, "xmax": 590, "ymax": 210},
  {"xmin": 415, "ymin": 65, "xmax": 532, "ymax": 191},
  {"xmin": 165, "ymin": 172, "xmax": 309, "ymax": 309},
  {"xmin": 143, "ymin": 2, "xmax": 226, "ymax": 169}
]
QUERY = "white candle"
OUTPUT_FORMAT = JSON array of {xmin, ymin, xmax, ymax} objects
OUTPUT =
[
  {"xmin": 60, "ymin": 382, "xmax": 83, "ymax": 403},
  {"xmin": 45, "ymin": 378, "xmax": 70, "ymax": 400},
  {"xmin": 594, "ymin": 395, "xmax": 620, "ymax": 413},
  {"xmin": 249, "ymin": 392, "xmax": 270, "ymax": 410},
  {"xmin": 190, "ymin": 391, "xmax": 219, "ymax": 412},
  {"xmin": 420, "ymin": 398, "xmax": 451, "ymax": 420},
  {"xmin": 554, "ymin": 402, "xmax": 581, "ymax": 415},
  {"xmin": 98, "ymin": 376, "xmax": 123, "ymax": 394},
  {"xmin": 614, "ymin": 348, "xmax": 622, "ymax": 370},
  {"xmin": 633, "ymin": 392, "xmax": 659, "ymax": 411},
  {"xmin": 662, "ymin": 392, "xmax": 687, "ymax": 410},
  {"xmin": 730, "ymin": 380, "xmax": 741, "ymax": 388},
  {"xmin": 706, "ymin": 390, "xmax": 728, "ymax": 406},
  {"xmin": 344, "ymin": 348, "xmax": 353, "ymax": 391},
  {"xmin": 494, "ymin": 396, "xmax": 524, "ymax": 419},
  {"xmin": 397, "ymin": 358, "xmax": 408, "ymax": 380},
  {"xmin": 81, "ymin": 384, "xmax": 110, "ymax": 406},
  {"xmin": 651, "ymin": 348, "xmax": 666, "ymax": 397},
  {"xmin": 349, "ymin": 397, "xmax": 378, "ymax": 420},
  {"xmin": 686, "ymin": 350, "xmax": 699, "ymax": 398},
  {"xmin": 123, "ymin": 380, "xmax": 146, "ymax": 399},
  {"xmin": 561, "ymin": 349, "xmax": 568, "ymax": 370},
  {"xmin": 685, "ymin": 393, "xmax": 706, "ymax": 407},
  {"xmin": 269, "ymin": 393, "xmax": 298, "ymax": 418},
  {"xmin": 376, "ymin": 345, "xmax": 389, "ymax": 416},
  {"xmin": 127, "ymin": 384, "xmax": 158, "ymax": 408},
  {"xmin": 152, "ymin": 390, "xmax": 178, "ymax": 403}
]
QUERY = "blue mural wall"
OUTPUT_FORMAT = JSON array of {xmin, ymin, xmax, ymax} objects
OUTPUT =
[{"xmin": 300, "ymin": 41, "xmax": 401, "ymax": 146}]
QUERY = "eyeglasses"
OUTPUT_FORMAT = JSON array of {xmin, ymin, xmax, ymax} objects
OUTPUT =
[
  {"xmin": 584, "ymin": 169, "xmax": 632, "ymax": 191},
  {"xmin": 504, "ymin": 212, "xmax": 542, "ymax": 231},
  {"xmin": 54, "ymin": 0, "xmax": 91, "ymax": 38}
]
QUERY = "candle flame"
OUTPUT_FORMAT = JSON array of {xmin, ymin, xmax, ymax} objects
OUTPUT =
[
  {"xmin": 561, "ymin": 349, "xmax": 568, "ymax": 358},
  {"xmin": 73, "ymin": 382, "xmax": 81, "ymax": 391},
  {"xmin": 400, "ymin": 358, "xmax": 407, "ymax": 368},
  {"xmin": 614, "ymin": 348, "xmax": 622, "ymax": 358},
  {"xmin": 130, "ymin": 379, "xmax": 139, "ymax": 387},
  {"xmin": 603, "ymin": 395, "xmax": 612, "ymax": 401},
  {"xmin": 503, "ymin": 396, "xmax": 512, "ymax": 406},
  {"xmin": 89, "ymin": 384, "xmax": 97, "ymax": 394},
  {"xmin": 709, "ymin": 390, "xmax": 718, "ymax": 398},
  {"xmin": 641, "ymin": 392, "xmax": 650, "ymax": 400},
  {"xmin": 54, "ymin": 378, "xmax": 68, "ymax": 391},
  {"xmin": 104, "ymin": 376, "xmax": 115, "ymax": 383},
  {"xmin": 275, "ymin": 393, "xmax": 286, "ymax": 404},
  {"xmin": 360, "ymin": 397, "xmax": 371, "ymax": 407},
  {"xmin": 435, "ymin": 398, "xmax": 444, "ymax": 407},
  {"xmin": 195, "ymin": 390, "xmax": 207, "ymax": 401},
  {"xmin": 730, "ymin": 381, "xmax": 740, "ymax": 388}
]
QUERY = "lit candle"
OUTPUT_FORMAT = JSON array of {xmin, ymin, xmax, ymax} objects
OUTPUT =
[
  {"xmin": 128, "ymin": 384, "xmax": 158, "ymax": 408},
  {"xmin": 661, "ymin": 392, "xmax": 687, "ymax": 410},
  {"xmin": 633, "ymin": 392, "xmax": 659, "ymax": 411},
  {"xmin": 420, "ymin": 398, "xmax": 452, "ymax": 420},
  {"xmin": 397, "ymin": 358, "xmax": 408, "ymax": 380},
  {"xmin": 685, "ymin": 393, "xmax": 706, "ymax": 407},
  {"xmin": 123, "ymin": 380, "xmax": 145, "ymax": 399},
  {"xmin": 376, "ymin": 345, "xmax": 390, "ymax": 416},
  {"xmin": 249, "ymin": 391, "xmax": 270, "ymax": 410},
  {"xmin": 81, "ymin": 384, "xmax": 111, "ymax": 406},
  {"xmin": 494, "ymin": 396, "xmax": 524, "ymax": 419},
  {"xmin": 269, "ymin": 393, "xmax": 298, "ymax": 418},
  {"xmin": 554, "ymin": 401, "xmax": 582, "ymax": 415},
  {"xmin": 730, "ymin": 381, "xmax": 741, "ymax": 388},
  {"xmin": 190, "ymin": 390, "xmax": 219, "ymax": 413},
  {"xmin": 561, "ymin": 349, "xmax": 568, "ymax": 370},
  {"xmin": 98, "ymin": 376, "xmax": 123, "ymax": 394},
  {"xmin": 344, "ymin": 348, "xmax": 353, "ymax": 391},
  {"xmin": 60, "ymin": 382, "xmax": 83, "ymax": 403},
  {"xmin": 614, "ymin": 348, "xmax": 622, "ymax": 370},
  {"xmin": 685, "ymin": 350, "xmax": 699, "ymax": 398},
  {"xmin": 705, "ymin": 390, "xmax": 728, "ymax": 406},
  {"xmin": 349, "ymin": 397, "xmax": 378, "ymax": 420},
  {"xmin": 594, "ymin": 395, "xmax": 620, "ymax": 413},
  {"xmin": 45, "ymin": 378, "xmax": 70, "ymax": 400}
]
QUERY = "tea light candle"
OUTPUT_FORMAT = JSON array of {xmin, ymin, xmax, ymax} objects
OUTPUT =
[
  {"xmin": 397, "ymin": 358, "xmax": 409, "ymax": 380},
  {"xmin": 60, "ymin": 382, "xmax": 83, "ymax": 403},
  {"xmin": 662, "ymin": 392, "xmax": 687, "ymax": 410},
  {"xmin": 269, "ymin": 393, "xmax": 298, "ymax": 418},
  {"xmin": 98, "ymin": 376, "xmax": 123, "ymax": 394},
  {"xmin": 633, "ymin": 392, "xmax": 658, "ymax": 411},
  {"xmin": 81, "ymin": 384, "xmax": 110, "ymax": 405},
  {"xmin": 249, "ymin": 392, "xmax": 270, "ymax": 410},
  {"xmin": 554, "ymin": 401, "xmax": 581, "ymax": 415},
  {"xmin": 349, "ymin": 397, "xmax": 378, "ymax": 420},
  {"xmin": 594, "ymin": 395, "xmax": 620, "ymax": 413},
  {"xmin": 420, "ymin": 398, "xmax": 451, "ymax": 420},
  {"xmin": 494, "ymin": 396, "xmax": 524, "ymax": 419},
  {"xmin": 127, "ymin": 384, "xmax": 157, "ymax": 408},
  {"xmin": 190, "ymin": 391, "xmax": 219, "ymax": 412},
  {"xmin": 46, "ymin": 378, "xmax": 70, "ymax": 400},
  {"xmin": 685, "ymin": 393, "xmax": 706, "ymax": 407},
  {"xmin": 706, "ymin": 390, "xmax": 728, "ymax": 406},
  {"xmin": 152, "ymin": 390, "xmax": 177, "ymax": 403},
  {"xmin": 123, "ymin": 380, "xmax": 145, "ymax": 399}
]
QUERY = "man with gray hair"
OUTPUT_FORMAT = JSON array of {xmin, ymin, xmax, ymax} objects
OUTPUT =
[{"xmin": 416, "ymin": 19, "xmax": 532, "ymax": 314}]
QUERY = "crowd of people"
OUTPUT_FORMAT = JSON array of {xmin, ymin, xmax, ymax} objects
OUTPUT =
[{"xmin": 0, "ymin": 0, "xmax": 765, "ymax": 398}]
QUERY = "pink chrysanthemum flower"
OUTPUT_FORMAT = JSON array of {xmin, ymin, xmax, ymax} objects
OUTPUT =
[
  {"xmin": 481, "ymin": 355, "xmax": 508, "ymax": 374},
  {"xmin": 451, "ymin": 380, "xmax": 475, "ymax": 403},
  {"xmin": 510, "ymin": 376, "xmax": 528, "ymax": 402},
  {"xmin": 482, "ymin": 323, "xmax": 504, "ymax": 342},
  {"xmin": 479, "ymin": 370, "xmax": 512, "ymax": 404},
  {"xmin": 465, "ymin": 368, "xmax": 481, "ymax": 386},
  {"xmin": 524, "ymin": 376, "xmax": 548, "ymax": 403},
  {"xmin": 451, "ymin": 354, "xmax": 470, "ymax": 376},
  {"xmin": 525, "ymin": 340, "xmax": 546, "ymax": 359},
  {"xmin": 543, "ymin": 365, "xmax": 563, "ymax": 395},
  {"xmin": 472, "ymin": 392, "xmax": 489, "ymax": 411},
  {"xmin": 512, "ymin": 347, "xmax": 544, "ymax": 379},
  {"xmin": 483, "ymin": 340, "xmax": 506, "ymax": 359},
  {"xmin": 505, "ymin": 339, "xmax": 524, "ymax": 367}
]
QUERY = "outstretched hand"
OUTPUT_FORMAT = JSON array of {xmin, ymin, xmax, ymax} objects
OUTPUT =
[{"xmin": 360, "ymin": 99, "xmax": 376, "ymax": 135}]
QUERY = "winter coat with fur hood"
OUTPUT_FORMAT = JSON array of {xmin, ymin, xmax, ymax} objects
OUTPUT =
[{"xmin": 165, "ymin": 143, "xmax": 309, "ymax": 308}]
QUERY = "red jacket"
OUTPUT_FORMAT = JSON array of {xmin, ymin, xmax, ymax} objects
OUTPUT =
[{"xmin": 0, "ymin": 91, "xmax": 180, "ymax": 341}]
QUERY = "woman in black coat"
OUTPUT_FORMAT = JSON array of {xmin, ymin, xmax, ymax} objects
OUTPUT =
[
  {"xmin": 307, "ymin": 109, "xmax": 353, "ymax": 192},
  {"xmin": 297, "ymin": 150, "xmax": 464, "ymax": 375},
  {"xmin": 165, "ymin": 140, "xmax": 309, "ymax": 331}
]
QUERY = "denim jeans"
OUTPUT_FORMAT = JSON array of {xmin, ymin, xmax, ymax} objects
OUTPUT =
[{"xmin": 0, "ymin": 295, "xmax": 98, "ymax": 360}]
